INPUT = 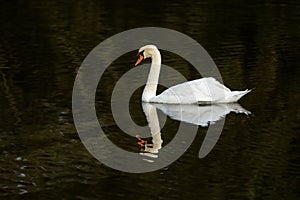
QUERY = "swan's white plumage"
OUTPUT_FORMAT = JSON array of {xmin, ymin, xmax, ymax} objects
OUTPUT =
[
  {"xmin": 137, "ymin": 45, "xmax": 251, "ymax": 104},
  {"xmin": 150, "ymin": 77, "xmax": 250, "ymax": 104}
]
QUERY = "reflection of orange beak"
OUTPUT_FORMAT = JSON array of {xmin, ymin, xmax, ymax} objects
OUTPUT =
[
  {"xmin": 135, "ymin": 55, "xmax": 144, "ymax": 66},
  {"xmin": 136, "ymin": 134, "xmax": 145, "ymax": 150}
]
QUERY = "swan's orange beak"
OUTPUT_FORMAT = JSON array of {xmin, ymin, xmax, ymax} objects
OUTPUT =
[{"xmin": 135, "ymin": 54, "xmax": 144, "ymax": 66}]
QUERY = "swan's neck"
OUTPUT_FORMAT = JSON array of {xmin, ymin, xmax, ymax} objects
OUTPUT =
[{"xmin": 142, "ymin": 49, "xmax": 161, "ymax": 102}]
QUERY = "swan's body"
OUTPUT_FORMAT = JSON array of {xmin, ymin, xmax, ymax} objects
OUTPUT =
[{"xmin": 135, "ymin": 45, "xmax": 250, "ymax": 104}]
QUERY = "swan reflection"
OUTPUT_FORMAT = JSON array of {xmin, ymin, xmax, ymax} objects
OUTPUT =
[
  {"xmin": 139, "ymin": 103, "xmax": 250, "ymax": 161},
  {"xmin": 153, "ymin": 103, "xmax": 250, "ymax": 126}
]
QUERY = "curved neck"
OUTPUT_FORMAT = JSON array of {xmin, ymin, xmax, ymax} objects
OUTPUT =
[{"xmin": 142, "ymin": 49, "xmax": 161, "ymax": 102}]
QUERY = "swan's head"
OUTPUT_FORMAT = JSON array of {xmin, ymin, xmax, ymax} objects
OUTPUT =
[{"xmin": 135, "ymin": 45, "xmax": 159, "ymax": 66}]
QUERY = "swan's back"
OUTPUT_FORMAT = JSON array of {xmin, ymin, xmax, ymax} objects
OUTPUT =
[{"xmin": 150, "ymin": 77, "xmax": 250, "ymax": 104}]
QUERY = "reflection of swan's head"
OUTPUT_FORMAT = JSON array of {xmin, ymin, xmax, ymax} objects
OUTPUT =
[{"xmin": 135, "ymin": 45, "xmax": 159, "ymax": 66}]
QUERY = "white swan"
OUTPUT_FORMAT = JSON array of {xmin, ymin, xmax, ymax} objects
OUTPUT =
[{"xmin": 135, "ymin": 45, "xmax": 251, "ymax": 104}]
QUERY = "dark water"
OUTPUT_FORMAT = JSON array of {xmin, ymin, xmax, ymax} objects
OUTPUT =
[{"xmin": 0, "ymin": 0, "xmax": 299, "ymax": 199}]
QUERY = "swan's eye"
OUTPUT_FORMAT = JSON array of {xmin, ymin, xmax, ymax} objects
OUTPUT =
[{"xmin": 137, "ymin": 50, "xmax": 144, "ymax": 57}]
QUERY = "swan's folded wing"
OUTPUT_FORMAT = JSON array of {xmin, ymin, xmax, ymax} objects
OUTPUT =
[{"xmin": 151, "ymin": 77, "xmax": 230, "ymax": 104}]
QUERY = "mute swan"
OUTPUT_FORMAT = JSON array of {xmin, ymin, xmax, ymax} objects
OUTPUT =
[{"xmin": 135, "ymin": 45, "xmax": 251, "ymax": 104}]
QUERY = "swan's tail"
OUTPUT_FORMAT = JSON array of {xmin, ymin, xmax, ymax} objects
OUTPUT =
[{"xmin": 226, "ymin": 89, "xmax": 251, "ymax": 103}]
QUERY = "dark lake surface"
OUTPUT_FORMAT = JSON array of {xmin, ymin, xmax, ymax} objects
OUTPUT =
[{"xmin": 0, "ymin": 0, "xmax": 299, "ymax": 199}]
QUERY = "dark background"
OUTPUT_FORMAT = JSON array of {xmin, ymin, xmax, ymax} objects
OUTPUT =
[{"xmin": 0, "ymin": 0, "xmax": 299, "ymax": 199}]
